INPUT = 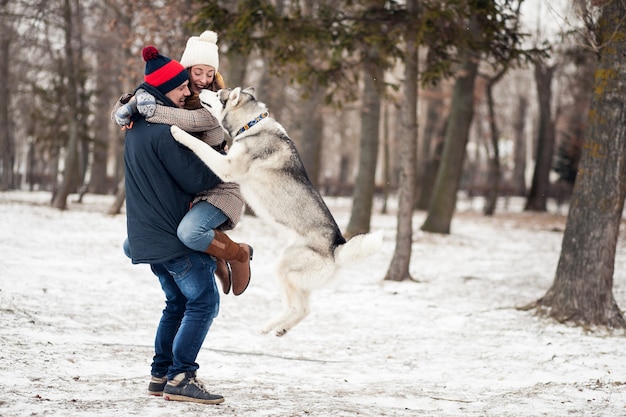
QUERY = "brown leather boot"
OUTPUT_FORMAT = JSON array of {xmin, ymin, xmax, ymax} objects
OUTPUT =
[
  {"xmin": 204, "ymin": 230, "xmax": 253, "ymax": 296},
  {"xmin": 214, "ymin": 258, "xmax": 231, "ymax": 294}
]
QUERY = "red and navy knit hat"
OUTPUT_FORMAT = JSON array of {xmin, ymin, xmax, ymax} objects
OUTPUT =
[{"xmin": 142, "ymin": 46, "xmax": 189, "ymax": 95}]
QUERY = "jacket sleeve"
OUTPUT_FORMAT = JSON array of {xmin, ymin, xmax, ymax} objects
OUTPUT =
[
  {"xmin": 148, "ymin": 106, "xmax": 213, "ymax": 133},
  {"xmin": 156, "ymin": 126, "xmax": 222, "ymax": 195},
  {"xmin": 148, "ymin": 106, "xmax": 225, "ymax": 147},
  {"xmin": 198, "ymin": 124, "xmax": 226, "ymax": 147}
]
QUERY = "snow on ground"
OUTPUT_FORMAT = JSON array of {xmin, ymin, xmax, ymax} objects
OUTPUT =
[{"xmin": 1, "ymin": 191, "xmax": 625, "ymax": 417}]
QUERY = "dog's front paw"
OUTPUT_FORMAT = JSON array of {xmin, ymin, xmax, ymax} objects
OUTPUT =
[
  {"xmin": 170, "ymin": 125, "xmax": 184, "ymax": 140},
  {"xmin": 170, "ymin": 125, "xmax": 193, "ymax": 147}
]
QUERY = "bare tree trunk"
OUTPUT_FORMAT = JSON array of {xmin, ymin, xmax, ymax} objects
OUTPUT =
[
  {"xmin": 297, "ymin": 0, "xmax": 329, "ymax": 190},
  {"xmin": 525, "ymin": 62, "xmax": 555, "ymax": 212},
  {"xmin": 415, "ymin": 85, "xmax": 446, "ymax": 211},
  {"xmin": 298, "ymin": 87, "xmax": 324, "ymax": 188},
  {"xmin": 90, "ymin": 8, "xmax": 115, "ymax": 195},
  {"xmin": 345, "ymin": 53, "xmax": 382, "ymax": 237},
  {"xmin": 386, "ymin": 0, "xmax": 417, "ymax": 282},
  {"xmin": 224, "ymin": 51, "xmax": 248, "ymax": 90},
  {"xmin": 421, "ymin": 48, "xmax": 479, "ymax": 234},
  {"xmin": 106, "ymin": 1, "xmax": 135, "ymax": 213},
  {"xmin": 527, "ymin": 2, "xmax": 626, "ymax": 328},
  {"xmin": 0, "ymin": 0, "xmax": 14, "ymax": 190},
  {"xmin": 381, "ymin": 101, "xmax": 391, "ymax": 215},
  {"xmin": 511, "ymin": 95, "xmax": 528, "ymax": 196},
  {"xmin": 483, "ymin": 69, "xmax": 506, "ymax": 215},
  {"xmin": 52, "ymin": 0, "xmax": 81, "ymax": 209},
  {"xmin": 256, "ymin": 60, "xmax": 287, "ymax": 121},
  {"xmin": 75, "ymin": 1, "xmax": 89, "ymax": 202}
]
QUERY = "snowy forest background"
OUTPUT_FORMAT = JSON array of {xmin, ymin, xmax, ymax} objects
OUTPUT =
[
  {"xmin": 2, "ymin": 3, "xmax": 626, "ymax": 333},
  {"xmin": 1, "ymin": 0, "xmax": 580, "ymax": 210}
]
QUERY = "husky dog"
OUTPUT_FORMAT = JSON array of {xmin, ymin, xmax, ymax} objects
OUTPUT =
[{"xmin": 170, "ymin": 87, "xmax": 383, "ymax": 336}]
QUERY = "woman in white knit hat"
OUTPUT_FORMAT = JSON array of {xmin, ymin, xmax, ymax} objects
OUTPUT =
[
  {"xmin": 180, "ymin": 30, "xmax": 224, "ymax": 95},
  {"xmin": 113, "ymin": 31, "xmax": 253, "ymax": 306}
]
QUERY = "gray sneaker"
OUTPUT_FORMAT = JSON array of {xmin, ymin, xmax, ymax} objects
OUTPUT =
[
  {"xmin": 148, "ymin": 376, "xmax": 167, "ymax": 396},
  {"xmin": 163, "ymin": 371, "xmax": 224, "ymax": 404}
]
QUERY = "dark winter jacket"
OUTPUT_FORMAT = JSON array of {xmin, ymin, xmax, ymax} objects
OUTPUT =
[{"xmin": 124, "ymin": 83, "xmax": 221, "ymax": 264}]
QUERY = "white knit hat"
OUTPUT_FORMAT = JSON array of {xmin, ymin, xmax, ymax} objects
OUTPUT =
[{"xmin": 180, "ymin": 30, "xmax": 220, "ymax": 71}]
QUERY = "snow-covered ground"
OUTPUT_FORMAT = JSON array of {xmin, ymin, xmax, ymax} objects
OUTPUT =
[{"xmin": 1, "ymin": 191, "xmax": 625, "ymax": 417}]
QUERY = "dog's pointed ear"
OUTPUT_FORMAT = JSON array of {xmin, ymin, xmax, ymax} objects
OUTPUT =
[
  {"xmin": 243, "ymin": 86, "xmax": 256, "ymax": 96},
  {"xmin": 229, "ymin": 87, "xmax": 242, "ymax": 106}
]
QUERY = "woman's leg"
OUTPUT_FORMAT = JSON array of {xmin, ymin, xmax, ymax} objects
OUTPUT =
[
  {"xmin": 177, "ymin": 201, "xmax": 227, "ymax": 252},
  {"xmin": 177, "ymin": 202, "xmax": 232, "ymax": 293},
  {"xmin": 177, "ymin": 201, "xmax": 253, "ymax": 296}
]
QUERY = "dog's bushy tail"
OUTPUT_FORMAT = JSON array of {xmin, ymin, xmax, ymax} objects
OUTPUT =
[{"xmin": 334, "ymin": 230, "xmax": 383, "ymax": 266}]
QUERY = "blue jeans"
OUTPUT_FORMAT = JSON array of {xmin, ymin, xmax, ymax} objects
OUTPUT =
[
  {"xmin": 149, "ymin": 252, "xmax": 220, "ymax": 379},
  {"xmin": 177, "ymin": 201, "xmax": 228, "ymax": 251},
  {"xmin": 122, "ymin": 201, "xmax": 227, "ymax": 258}
]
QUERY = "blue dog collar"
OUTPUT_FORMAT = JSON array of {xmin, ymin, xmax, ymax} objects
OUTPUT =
[{"xmin": 236, "ymin": 111, "xmax": 269, "ymax": 136}]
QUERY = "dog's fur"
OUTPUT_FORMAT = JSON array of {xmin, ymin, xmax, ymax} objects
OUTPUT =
[{"xmin": 171, "ymin": 87, "xmax": 383, "ymax": 336}]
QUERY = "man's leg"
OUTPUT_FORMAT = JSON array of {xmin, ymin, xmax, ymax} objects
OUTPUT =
[
  {"xmin": 163, "ymin": 252, "xmax": 220, "ymax": 377},
  {"xmin": 148, "ymin": 263, "xmax": 186, "ymax": 395},
  {"xmin": 159, "ymin": 253, "xmax": 224, "ymax": 404}
]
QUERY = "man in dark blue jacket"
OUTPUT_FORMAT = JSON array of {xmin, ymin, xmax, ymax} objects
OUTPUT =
[{"xmin": 124, "ymin": 46, "xmax": 225, "ymax": 405}]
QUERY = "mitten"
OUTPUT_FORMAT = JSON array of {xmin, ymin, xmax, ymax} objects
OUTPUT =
[
  {"xmin": 114, "ymin": 97, "xmax": 137, "ymax": 127},
  {"xmin": 136, "ymin": 89, "xmax": 156, "ymax": 117}
]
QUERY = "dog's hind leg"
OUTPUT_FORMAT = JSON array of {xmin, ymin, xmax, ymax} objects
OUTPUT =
[
  {"xmin": 261, "ymin": 281, "xmax": 311, "ymax": 337},
  {"xmin": 261, "ymin": 247, "xmax": 313, "ymax": 336},
  {"xmin": 261, "ymin": 246, "xmax": 333, "ymax": 336}
]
